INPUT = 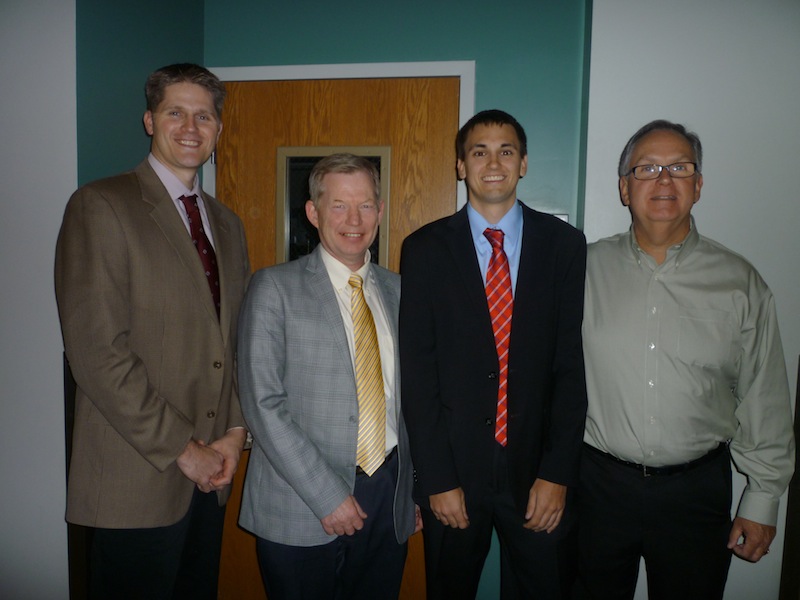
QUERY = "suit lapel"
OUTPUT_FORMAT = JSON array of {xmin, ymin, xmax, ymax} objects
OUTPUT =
[
  {"xmin": 370, "ymin": 268, "xmax": 401, "ymax": 421},
  {"xmin": 514, "ymin": 206, "xmax": 547, "ymax": 312},
  {"xmin": 445, "ymin": 208, "xmax": 495, "ymax": 329},
  {"xmin": 305, "ymin": 248, "xmax": 354, "ymax": 378},
  {"xmin": 136, "ymin": 161, "xmax": 221, "ymax": 325},
  {"xmin": 203, "ymin": 195, "xmax": 234, "ymax": 342}
]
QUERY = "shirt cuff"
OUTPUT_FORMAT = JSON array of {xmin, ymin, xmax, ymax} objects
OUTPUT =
[{"xmin": 736, "ymin": 489, "xmax": 780, "ymax": 526}]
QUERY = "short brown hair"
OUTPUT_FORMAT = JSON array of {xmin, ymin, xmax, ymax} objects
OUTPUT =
[{"xmin": 145, "ymin": 63, "xmax": 226, "ymax": 118}]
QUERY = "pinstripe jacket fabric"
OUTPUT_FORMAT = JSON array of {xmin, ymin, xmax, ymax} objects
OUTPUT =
[{"xmin": 237, "ymin": 246, "xmax": 415, "ymax": 546}]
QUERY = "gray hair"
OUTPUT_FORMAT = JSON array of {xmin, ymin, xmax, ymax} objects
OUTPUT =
[
  {"xmin": 308, "ymin": 153, "xmax": 380, "ymax": 206},
  {"xmin": 618, "ymin": 120, "xmax": 702, "ymax": 177}
]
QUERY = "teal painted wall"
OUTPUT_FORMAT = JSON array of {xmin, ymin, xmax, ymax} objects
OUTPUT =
[
  {"xmin": 205, "ymin": 0, "xmax": 591, "ymax": 226},
  {"xmin": 76, "ymin": 0, "xmax": 204, "ymax": 185}
]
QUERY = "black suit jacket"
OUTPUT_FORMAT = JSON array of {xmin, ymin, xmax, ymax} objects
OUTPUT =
[{"xmin": 399, "ymin": 202, "xmax": 587, "ymax": 514}]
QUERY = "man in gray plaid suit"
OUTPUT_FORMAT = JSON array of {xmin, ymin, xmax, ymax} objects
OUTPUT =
[{"xmin": 237, "ymin": 154, "xmax": 418, "ymax": 600}]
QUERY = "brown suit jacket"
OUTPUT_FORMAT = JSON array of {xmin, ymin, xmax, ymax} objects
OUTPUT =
[{"xmin": 55, "ymin": 160, "xmax": 250, "ymax": 528}]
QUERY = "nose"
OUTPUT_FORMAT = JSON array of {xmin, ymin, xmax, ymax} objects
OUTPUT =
[
  {"xmin": 656, "ymin": 167, "xmax": 673, "ymax": 183},
  {"xmin": 346, "ymin": 206, "xmax": 361, "ymax": 225},
  {"xmin": 181, "ymin": 114, "xmax": 197, "ymax": 131}
]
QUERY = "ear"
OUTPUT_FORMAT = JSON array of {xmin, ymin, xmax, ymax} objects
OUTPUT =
[
  {"xmin": 305, "ymin": 200, "xmax": 319, "ymax": 229},
  {"xmin": 456, "ymin": 158, "xmax": 466, "ymax": 181},
  {"xmin": 619, "ymin": 176, "xmax": 630, "ymax": 206},
  {"xmin": 693, "ymin": 173, "xmax": 703, "ymax": 204},
  {"xmin": 215, "ymin": 121, "xmax": 223, "ymax": 143},
  {"xmin": 519, "ymin": 154, "xmax": 529, "ymax": 178},
  {"xmin": 143, "ymin": 111, "xmax": 154, "ymax": 136}
]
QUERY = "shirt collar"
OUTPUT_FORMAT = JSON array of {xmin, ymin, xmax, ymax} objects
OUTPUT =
[
  {"xmin": 148, "ymin": 153, "xmax": 202, "ymax": 200},
  {"xmin": 319, "ymin": 245, "xmax": 373, "ymax": 290},
  {"xmin": 467, "ymin": 200, "xmax": 523, "ymax": 255},
  {"xmin": 628, "ymin": 215, "xmax": 701, "ymax": 269}
]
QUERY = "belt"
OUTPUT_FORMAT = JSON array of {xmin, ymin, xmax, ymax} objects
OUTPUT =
[
  {"xmin": 356, "ymin": 446, "xmax": 397, "ymax": 476},
  {"xmin": 584, "ymin": 442, "xmax": 727, "ymax": 477}
]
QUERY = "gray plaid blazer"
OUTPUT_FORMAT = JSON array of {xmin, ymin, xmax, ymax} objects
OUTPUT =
[{"xmin": 237, "ymin": 246, "xmax": 415, "ymax": 546}]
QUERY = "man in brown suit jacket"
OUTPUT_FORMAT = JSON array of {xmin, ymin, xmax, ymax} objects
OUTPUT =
[{"xmin": 55, "ymin": 63, "xmax": 250, "ymax": 600}]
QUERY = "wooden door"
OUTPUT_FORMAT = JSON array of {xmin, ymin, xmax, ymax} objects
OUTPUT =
[{"xmin": 215, "ymin": 76, "xmax": 461, "ymax": 600}]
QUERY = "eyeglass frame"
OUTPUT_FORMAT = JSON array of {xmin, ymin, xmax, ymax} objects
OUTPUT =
[{"xmin": 626, "ymin": 162, "xmax": 699, "ymax": 180}]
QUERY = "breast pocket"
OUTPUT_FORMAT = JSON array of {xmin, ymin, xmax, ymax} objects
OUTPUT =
[{"xmin": 677, "ymin": 308, "xmax": 735, "ymax": 368}]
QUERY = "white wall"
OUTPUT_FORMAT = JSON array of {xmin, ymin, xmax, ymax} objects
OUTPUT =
[
  {"xmin": 586, "ymin": 1, "xmax": 800, "ymax": 598},
  {"xmin": 0, "ymin": 1, "xmax": 74, "ymax": 597}
]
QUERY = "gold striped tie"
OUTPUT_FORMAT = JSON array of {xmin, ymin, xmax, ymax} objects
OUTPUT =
[{"xmin": 349, "ymin": 274, "xmax": 386, "ymax": 476}]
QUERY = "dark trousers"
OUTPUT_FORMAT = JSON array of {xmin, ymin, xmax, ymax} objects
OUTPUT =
[
  {"xmin": 422, "ymin": 443, "xmax": 577, "ymax": 600},
  {"xmin": 256, "ymin": 449, "xmax": 407, "ymax": 600},
  {"xmin": 88, "ymin": 488, "xmax": 226, "ymax": 600},
  {"xmin": 575, "ymin": 445, "xmax": 733, "ymax": 600}
]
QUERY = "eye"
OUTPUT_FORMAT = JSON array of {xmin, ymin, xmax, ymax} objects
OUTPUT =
[{"xmin": 473, "ymin": 150, "xmax": 486, "ymax": 157}]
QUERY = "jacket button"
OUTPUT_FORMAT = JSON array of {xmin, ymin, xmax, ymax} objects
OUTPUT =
[
  {"xmin": 207, "ymin": 410, "xmax": 216, "ymax": 418},
  {"xmin": 484, "ymin": 418, "xmax": 493, "ymax": 426},
  {"xmin": 488, "ymin": 372, "xmax": 498, "ymax": 379},
  {"xmin": 213, "ymin": 361, "xmax": 222, "ymax": 369}
]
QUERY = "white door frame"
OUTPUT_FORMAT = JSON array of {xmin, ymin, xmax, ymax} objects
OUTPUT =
[{"xmin": 204, "ymin": 61, "xmax": 476, "ymax": 208}]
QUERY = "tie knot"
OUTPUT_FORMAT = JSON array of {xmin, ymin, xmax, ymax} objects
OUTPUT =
[
  {"xmin": 349, "ymin": 274, "xmax": 364, "ymax": 290},
  {"xmin": 179, "ymin": 194, "xmax": 200, "ymax": 215},
  {"xmin": 484, "ymin": 228, "xmax": 505, "ymax": 249}
]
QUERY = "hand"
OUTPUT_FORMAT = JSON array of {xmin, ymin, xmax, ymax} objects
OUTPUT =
[
  {"xmin": 430, "ymin": 487, "xmax": 469, "ymax": 529},
  {"xmin": 728, "ymin": 517, "xmax": 776, "ymax": 562},
  {"xmin": 414, "ymin": 504, "xmax": 424, "ymax": 534},
  {"xmin": 176, "ymin": 439, "xmax": 225, "ymax": 492},
  {"xmin": 524, "ymin": 479, "xmax": 566, "ymax": 533},
  {"xmin": 208, "ymin": 428, "xmax": 247, "ymax": 489},
  {"xmin": 321, "ymin": 496, "xmax": 367, "ymax": 536}
]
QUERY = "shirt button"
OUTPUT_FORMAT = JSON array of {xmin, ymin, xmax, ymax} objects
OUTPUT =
[
  {"xmin": 648, "ymin": 380, "xmax": 655, "ymax": 388},
  {"xmin": 651, "ymin": 307, "xmax": 657, "ymax": 314},
  {"xmin": 206, "ymin": 410, "xmax": 216, "ymax": 418},
  {"xmin": 488, "ymin": 372, "xmax": 498, "ymax": 380},
  {"xmin": 648, "ymin": 343, "xmax": 655, "ymax": 350},
  {"xmin": 649, "ymin": 416, "xmax": 656, "ymax": 424},
  {"xmin": 484, "ymin": 418, "xmax": 493, "ymax": 426},
  {"xmin": 213, "ymin": 361, "xmax": 222, "ymax": 369}
]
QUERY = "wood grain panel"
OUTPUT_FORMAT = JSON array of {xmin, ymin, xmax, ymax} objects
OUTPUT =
[{"xmin": 215, "ymin": 76, "xmax": 460, "ymax": 600}]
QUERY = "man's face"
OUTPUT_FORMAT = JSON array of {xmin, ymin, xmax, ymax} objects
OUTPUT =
[
  {"xmin": 143, "ymin": 82, "xmax": 221, "ymax": 187},
  {"xmin": 457, "ymin": 123, "xmax": 528, "ymax": 215},
  {"xmin": 620, "ymin": 129, "xmax": 703, "ymax": 236},
  {"xmin": 305, "ymin": 171, "xmax": 383, "ymax": 271}
]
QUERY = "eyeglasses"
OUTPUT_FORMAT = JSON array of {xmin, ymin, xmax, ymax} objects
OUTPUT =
[{"xmin": 627, "ymin": 162, "xmax": 698, "ymax": 180}]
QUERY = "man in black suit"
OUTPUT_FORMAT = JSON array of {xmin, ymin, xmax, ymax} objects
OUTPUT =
[{"xmin": 399, "ymin": 109, "xmax": 587, "ymax": 598}]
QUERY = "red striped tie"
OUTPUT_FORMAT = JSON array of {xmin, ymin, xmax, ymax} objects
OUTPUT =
[{"xmin": 484, "ymin": 228, "xmax": 513, "ymax": 446}]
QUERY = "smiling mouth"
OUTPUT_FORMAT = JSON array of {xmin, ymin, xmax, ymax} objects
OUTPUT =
[
  {"xmin": 342, "ymin": 233, "xmax": 363, "ymax": 238},
  {"xmin": 177, "ymin": 140, "xmax": 201, "ymax": 148},
  {"xmin": 482, "ymin": 175, "xmax": 505, "ymax": 182}
]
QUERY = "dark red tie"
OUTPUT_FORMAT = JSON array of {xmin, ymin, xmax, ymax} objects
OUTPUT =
[
  {"xmin": 484, "ymin": 228, "xmax": 513, "ymax": 446},
  {"xmin": 179, "ymin": 194, "xmax": 220, "ymax": 317}
]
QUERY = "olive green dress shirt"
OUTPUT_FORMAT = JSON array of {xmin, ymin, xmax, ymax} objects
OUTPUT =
[{"xmin": 583, "ymin": 219, "xmax": 794, "ymax": 526}]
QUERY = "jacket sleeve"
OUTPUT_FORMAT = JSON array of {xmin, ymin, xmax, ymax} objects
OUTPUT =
[{"xmin": 55, "ymin": 185, "xmax": 194, "ymax": 472}]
